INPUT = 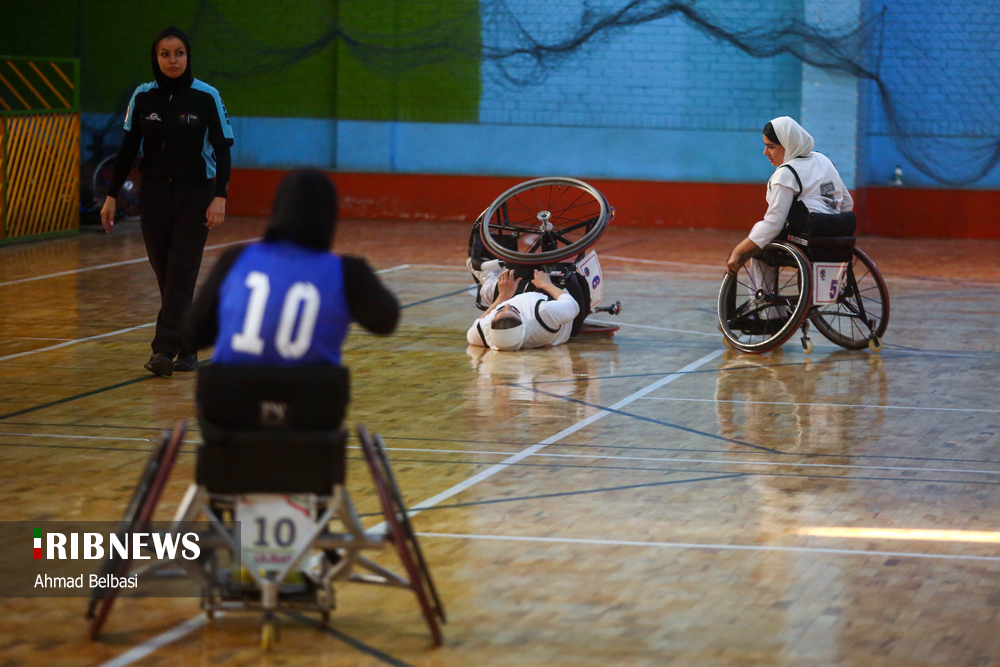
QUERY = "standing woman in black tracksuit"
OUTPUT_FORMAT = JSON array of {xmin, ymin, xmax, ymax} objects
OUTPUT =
[{"xmin": 101, "ymin": 26, "xmax": 234, "ymax": 377}]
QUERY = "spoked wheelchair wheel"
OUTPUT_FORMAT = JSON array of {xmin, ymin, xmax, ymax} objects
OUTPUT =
[
  {"xmin": 718, "ymin": 242, "xmax": 811, "ymax": 354},
  {"xmin": 357, "ymin": 425, "xmax": 446, "ymax": 646},
  {"xmin": 93, "ymin": 153, "xmax": 142, "ymax": 220},
  {"xmin": 809, "ymin": 247, "xmax": 890, "ymax": 350},
  {"xmin": 479, "ymin": 177, "xmax": 611, "ymax": 265},
  {"xmin": 87, "ymin": 422, "xmax": 187, "ymax": 639}
]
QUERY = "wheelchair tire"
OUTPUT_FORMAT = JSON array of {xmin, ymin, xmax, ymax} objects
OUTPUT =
[
  {"xmin": 810, "ymin": 248, "xmax": 890, "ymax": 350},
  {"xmin": 372, "ymin": 434, "xmax": 446, "ymax": 625},
  {"xmin": 87, "ymin": 422, "xmax": 188, "ymax": 639},
  {"xmin": 480, "ymin": 177, "xmax": 610, "ymax": 265},
  {"xmin": 357, "ymin": 425, "xmax": 444, "ymax": 647},
  {"xmin": 718, "ymin": 242, "xmax": 811, "ymax": 354},
  {"xmin": 93, "ymin": 153, "xmax": 142, "ymax": 220}
]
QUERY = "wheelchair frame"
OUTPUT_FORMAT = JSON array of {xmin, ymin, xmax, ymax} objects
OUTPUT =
[
  {"xmin": 718, "ymin": 235, "xmax": 890, "ymax": 355},
  {"xmin": 87, "ymin": 422, "xmax": 446, "ymax": 650}
]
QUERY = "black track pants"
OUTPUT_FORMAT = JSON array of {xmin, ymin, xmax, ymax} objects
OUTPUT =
[{"xmin": 139, "ymin": 177, "xmax": 213, "ymax": 358}]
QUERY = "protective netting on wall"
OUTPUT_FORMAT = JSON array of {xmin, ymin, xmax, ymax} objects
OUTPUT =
[{"xmin": 135, "ymin": 1, "xmax": 1000, "ymax": 185}]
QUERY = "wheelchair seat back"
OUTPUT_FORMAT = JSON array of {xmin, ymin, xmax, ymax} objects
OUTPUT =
[
  {"xmin": 195, "ymin": 364, "xmax": 350, "ymax": 495},
  {"xmin": 197, "ymin": 363, "xmax": 348, "ymax": 430},
  {"xmin": 785, "ymin": 210, "xmax": 857, "ymax": 263}
]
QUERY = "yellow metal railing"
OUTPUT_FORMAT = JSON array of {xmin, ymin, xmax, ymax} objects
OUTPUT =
[{"xmin": 1, "ymin": 56, "xmax": 80, "ymax": 242}]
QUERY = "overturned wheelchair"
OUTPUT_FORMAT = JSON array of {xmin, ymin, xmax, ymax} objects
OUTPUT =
[
  {"xmin": 468, "ymin": 176, "xmax": 622, "ymax": 336},
  {"xmin": 86, "ymin": 364, "xmax": 445, "ymax": 650},
  {"xmin": 718, "ymin": 210, "xmax": 889, "ymax": 354}
]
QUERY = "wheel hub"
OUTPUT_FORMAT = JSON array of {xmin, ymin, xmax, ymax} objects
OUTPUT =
[{"xmin": 537, "ymin": 210, "xmax": 553, "ymax": 231}]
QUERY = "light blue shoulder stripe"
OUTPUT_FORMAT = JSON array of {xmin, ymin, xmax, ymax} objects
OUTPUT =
[
  {"xmin": 123, "ymin": 82, "xmax": 157, "ymax": 131},
  {"xmin": 191, "ymin": 78, "xmax": 234, "ymax": 140}
]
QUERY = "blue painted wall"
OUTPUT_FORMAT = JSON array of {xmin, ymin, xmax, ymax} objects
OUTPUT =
[
  {"xmin": 83, "ymin": 1, "xmax": 1000, "ymax": 191},
  {"xmin": 858, "ymin": 1, "xmax": 1000, "ymax": 189}
]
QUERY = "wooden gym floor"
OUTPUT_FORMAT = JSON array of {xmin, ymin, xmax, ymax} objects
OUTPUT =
[{"xmin": 1, "ymin": 217, "xmax": 999, "ymax": 666}]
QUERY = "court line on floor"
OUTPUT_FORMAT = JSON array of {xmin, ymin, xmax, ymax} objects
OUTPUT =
[
  {"xmin": 586, "ymin": 319, "xmax": 717, "ymax": 337},
  {"xmin": 96, "ymin": 614, "xmax": 210, "ymax": 667},
  {"xmin": 378, "ymin": 446, "xmax": 1000, "ymax": 476},
  {"xmin": 516, "ymin": 384, "xmax": 780, "ymax": 454},
  {"xmin": 0, "ymin": 264, "xmax": 411, "ymax": 364},
  {"xmin": 93, "ymin": 348, "xmax": 725, "ymax": 667},
  {"xmin": 637, "ymin": 396, "xmax": 1000, "ymax": 414},
  {"xmin": 417, "ymin": 532, "xmax": 1000, "ymax": 563},
  {"xmin": 0, "ymin": 237, "xmax": 261, "ymax": 287},
  {"xmin": 287, "ymin": 612, "xmax": 414, "ymax": 667},
  {"xmin": 402, "ymin": 348, "xmax": 726, "ymax": 517}
]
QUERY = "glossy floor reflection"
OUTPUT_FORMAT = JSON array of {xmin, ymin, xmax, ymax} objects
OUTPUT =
[{"xmin": 1, "ymin": 219, "xmax": 999, "ymax": 666}]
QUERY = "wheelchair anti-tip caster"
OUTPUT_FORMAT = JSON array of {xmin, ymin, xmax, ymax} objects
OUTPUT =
[
  {"xmin": 801, "ymin": 337, "xmax": 813, "ymax": 355},
  {"xmin": 260, "ymin": 615, "xmax": 279, "ymax": 650},
  {"xmin": 868, "ymin": 336, "xmax": 883, "ymax": 353},
  {"xmin": 592, "ymin": 300, "xmax": 622, "ymax": 316}
]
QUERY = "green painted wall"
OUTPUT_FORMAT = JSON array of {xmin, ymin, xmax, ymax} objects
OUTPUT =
[{"xmin": 1, "ymin": 0, "xmax": 480, "ymax": 121}]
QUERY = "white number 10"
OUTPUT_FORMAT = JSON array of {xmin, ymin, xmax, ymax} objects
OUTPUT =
[{"xmin": 230, "ymin": 271, "xmax": 320, "ymax": 359}]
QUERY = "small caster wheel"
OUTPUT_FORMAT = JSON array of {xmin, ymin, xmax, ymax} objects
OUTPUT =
[
  {"xmin": 260, "ymin": 618, "xmax": 279, "ymax": 650},
  {"xmin": 868, "ymin": 336, "xmax": 883, "ymax": 353},
  {"xmin": 321, "ymin": 610, "xmax": 331, "ymax": 626},
  {"xmin": 205, "ymin": 608, "xmax": 214, "ymax": 621},
  {"xmin": 801, "ymin": 337, "xmax": 813, "ymax": 355}
]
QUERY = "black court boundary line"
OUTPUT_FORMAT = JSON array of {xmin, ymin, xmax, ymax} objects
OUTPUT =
[
  {"xmin": 378, "ymin": 435, "xmax": 1000, "ymax": 465},
  {"xmin": 284, "ymin": 612, "xmax": 414, "ymax": 667},
  {"xmin": 400, "ymin": 286, "xmax": 471, "ymax": 309},
  {"xmin": 3, "ymin": 424, "xmax": 998, "ymax": 467},
  {"xmin": 513, "ymin": 383, "xmax": 781, "ymax": 454},
  {"xmin": 363, "ymin": 455, "xmax": 1000, "ymax": 488},
  {"xmin": 0, "ymin": 375, "xmax": 157, "ymax": 422},
  {"xmin": 358, "ymin": 472, "xmax": 748, "ymax": 516},
  {"xmin": 0, "ymin": 284, "xmax": 469, "ymax": 424}
]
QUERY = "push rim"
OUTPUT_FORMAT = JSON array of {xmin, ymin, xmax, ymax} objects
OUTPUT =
[{"xmin": 718, "ymin": 242, "xmax": 812, "ymax": 353}]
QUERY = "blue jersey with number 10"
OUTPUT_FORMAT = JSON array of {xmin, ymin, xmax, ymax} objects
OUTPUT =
[{"xmin": 213, "ymin": 241, "xmax": 350, "ymax": 365}]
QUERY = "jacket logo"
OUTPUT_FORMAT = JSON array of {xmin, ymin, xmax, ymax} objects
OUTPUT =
[
  {"xmin": 180, "ymin": 113, "xmax": 199, "ymax": 123},
  {"xmin": 146, "ymin": 113, "xmax": 162, "ymax": 121}
]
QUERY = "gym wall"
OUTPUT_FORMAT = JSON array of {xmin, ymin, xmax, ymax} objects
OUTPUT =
[{"xmin": 3, "ymin": 0, "xmax": 998, "ymax": 237}]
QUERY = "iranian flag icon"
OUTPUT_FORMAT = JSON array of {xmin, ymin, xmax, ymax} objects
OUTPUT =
[{"xmin": 34, "ymin": 528, "xmax": 41, "ymax": 559}]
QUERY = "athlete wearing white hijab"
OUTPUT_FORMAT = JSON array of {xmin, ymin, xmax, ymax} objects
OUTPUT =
[
  {"xmin": 466, "ymin": 269, "xmax": 580, "ymax": 351},
  {"xmin": 726, "ymin": 116, "xmax": 854, "ymax": 275}
]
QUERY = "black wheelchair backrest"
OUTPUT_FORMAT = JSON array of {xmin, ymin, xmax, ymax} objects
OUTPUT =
[{"xmin": 197, "ymin": 363, "xmax": 349, "ymax": 431}]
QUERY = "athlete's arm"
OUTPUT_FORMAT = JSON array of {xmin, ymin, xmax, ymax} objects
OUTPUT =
[
  {"xmin": 181, "ymin": 246, "xmax": 246, "ymax": 351},
  {"xmin": 342, "ymin": 256, "xmax": 400, "ymax": 335}
]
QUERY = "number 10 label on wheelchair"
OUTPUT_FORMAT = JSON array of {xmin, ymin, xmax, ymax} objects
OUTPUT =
[
  {"xmin": 812, "ymin": 262, "xmax": 847, "ymax": 304},
  {"xmin": 236, "ymin": 494, "xmax": 317, "ymax": 576}
]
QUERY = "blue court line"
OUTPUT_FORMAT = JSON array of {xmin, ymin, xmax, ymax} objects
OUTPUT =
[
  {"xmin": 512, "ymin": 383, "xmax": 781, "ymax": 454},
  {"xmin": 400, "ymin": 286, "xmax": 471, "ymax": 309},
  {"xmin": 358, "ymin": 472, "xmax": 748, "ymax": 516}
]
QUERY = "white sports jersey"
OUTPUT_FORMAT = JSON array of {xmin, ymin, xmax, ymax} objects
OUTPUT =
[
  {"xmin": 749, "ymin": 116, "xmax": 854, "ymax": 248},
  {"xmin": 467, "ymin": 291, "xmax": 579, "ymax": 349},
  {"xmin": 749, "ymin": 152, "xmax": 854, "ymax": 248}
]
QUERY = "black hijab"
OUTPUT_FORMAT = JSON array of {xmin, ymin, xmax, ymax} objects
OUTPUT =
[
  {"xmin": 151, "ymin": 26, "xmax": 193, "ymax": 92},
  {"xmin": 264, "ymin": 170, "xmax": 339, "ymax": 251}
]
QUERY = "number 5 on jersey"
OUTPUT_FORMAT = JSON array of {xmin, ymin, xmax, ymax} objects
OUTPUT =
[{"xmin": 231, "ymin": 270, "xmax": 320, "ymax": 359}]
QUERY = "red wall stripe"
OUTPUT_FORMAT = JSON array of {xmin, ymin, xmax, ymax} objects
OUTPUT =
[{"xmin": 228, "ymin": 169, "xmax": 1000, "ymax": 239}]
